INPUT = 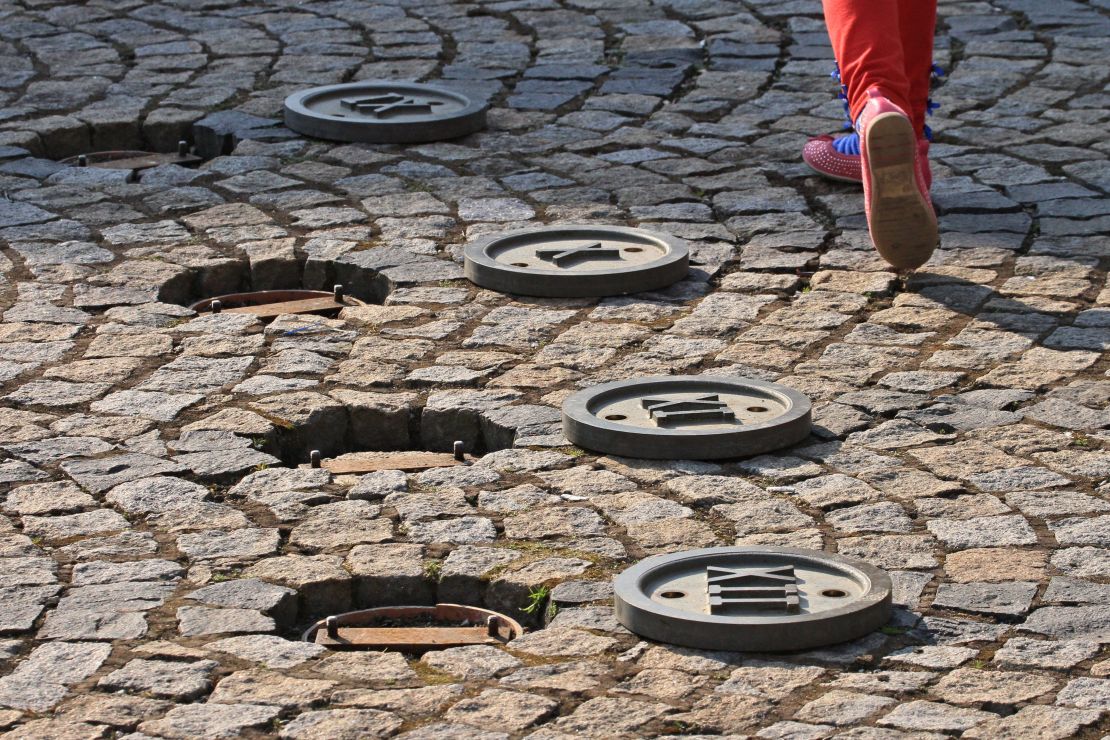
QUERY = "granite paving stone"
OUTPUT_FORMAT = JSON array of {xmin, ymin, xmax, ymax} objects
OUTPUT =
[
  {"xmin": 877, "ymin": 700, "xmax": 996, "ymax": 732},
  {"xmin": 1055, "ymin": 677, "xmax": 1110, "ymax": 710},
  {"xmin": 420, "ymin": 645, "xmax": 522, "ymax": 681},
  {"xmin": 930, "ymin": 581, "xmax": 1038, "ymax": 615},
  {"xmin": 311, "ymin": 651, "xmax": 418, "ymax": 686},
  {"xmin": 962, "ymin": 705, "xmax": 1102, "ymax": 740},
  {"xmin": 137, "ymin": 702, "xmax": 281, "ymax": 739},
  {"xmin": 929, "ymin": 667, "xmax": 1057, "ymax": 705},
  {"xmin": 279, "ymin": 708, "xmax": 403, "ymax": 740},
  {"xmin": 992, "ymin": 636, "xmax": 1100, "ymax": 670},
  {"xmin": 206, "ymin": 634, "xmax": 325, "ymax": 669},
  {"xmin": 206, "ymin": 669, "xmax": 335, "ymax": 709},
  {"xmin": 97, "ymin": 659, "xmax": 217, "ymax": 700}
]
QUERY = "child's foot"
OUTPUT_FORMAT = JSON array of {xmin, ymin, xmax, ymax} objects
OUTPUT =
[
  {"xmin": 857, "ymin": 88, "xmax": 938, "ymax": 270},
  {"xmin": 803, "ymin": 133, "xmax": 933, "ymax": 191},
  {"xmin": 803, "ymin": 132, "xmax": 863, "ymax": 182}
]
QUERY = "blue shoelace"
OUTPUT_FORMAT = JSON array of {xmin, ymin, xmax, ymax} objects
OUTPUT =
[
  {"xmin": 830, "ymin": 62, "xmax": 945, "ymax": 142},
  {"xmin": 832, "ymin": 132, "xmax": 860, "ymax": 155}
]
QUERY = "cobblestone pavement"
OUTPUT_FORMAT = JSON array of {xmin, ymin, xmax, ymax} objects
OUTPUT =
[{"xmin": 0, "ymin": 0, "xmax": 1107, "ymax": 737}]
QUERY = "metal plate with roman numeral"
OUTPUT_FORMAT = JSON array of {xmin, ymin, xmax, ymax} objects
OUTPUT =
[
  {"xmin": 284, "ymin": 81, "xmax": 488, "ymax": 144},
  {"xmin": 613, "ymin": 547, "xmax": 892, "ymax": 652},
  {"xmin": 464, "ymin": 225, "xmax": 688, "ymax": 298},
  {"xmin": 562, "ymin": 375, "xmax": 811, "ymax": 460}
]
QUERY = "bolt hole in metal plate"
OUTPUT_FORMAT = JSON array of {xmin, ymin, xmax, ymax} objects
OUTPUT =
[
  {"xmin": 613, "ymin": 547, "xmax": 892, "ymax": 652},
  {"xmin": 283, "ymin": 81, "xmax": 488, "ymax": 144},
  {"xmin": 464, "ymin": 225, "xmax": 689, "ymax": 298},
  {"xmin": 303, "ymin": 604, "xmax": 522, "ymax": 653},
  {"xmin": 562, "ymin": 375, "xmax": 811, "ymax": 460}
]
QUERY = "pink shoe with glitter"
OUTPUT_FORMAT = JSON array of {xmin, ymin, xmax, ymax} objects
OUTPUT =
[
  {"xmin": 803, "ymin": 132, "xmax": 863, "ymax": 182},
  {"xmin": 804, "ymin": 131, "xmax": 933, "ymax": 191}
]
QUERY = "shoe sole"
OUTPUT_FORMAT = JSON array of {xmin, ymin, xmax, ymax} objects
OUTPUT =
[{"xmin": 864, "ymin": 112, "xmax": 938, "ymax": 269}]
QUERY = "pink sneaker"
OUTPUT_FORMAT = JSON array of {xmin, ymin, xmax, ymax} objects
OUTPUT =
[
  {"xmin": 857, "ymin": 88, "xmax": 938, "ymax": 270},
  {"xmin": 916, "ymin": 137, "xmax": 933, "ymax": 192},
  {"xmin": 804, "ymin": 132, "xmax": 933, "ymax": 190},
  {"xmin": 803, "ymin": 133, "xmax": 863, "ymax": 183}
]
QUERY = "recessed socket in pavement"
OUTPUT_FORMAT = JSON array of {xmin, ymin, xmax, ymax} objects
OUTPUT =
[
  {"xmin": 259, "ymin": 386, "xmax": 546, "ymax": 471},
  {"xmin": 562, "ymin": 375, "xmax": 812, "ymax": 460},
  {"xmin": 303, "ymin": 604, "xmax": 522, "ymax": 653},
  {"xmin": 464, "ymin": 224, "xmax": 689, "ymax": 298},
  {"xmin": 284, "ymin": 80, "xmax": 488, "ymax": 144},
  {"xmin": 171, "ymin": 246, "xmax": 430, "ymax": 314},
  {"xmin": 613, "ymin": 546, "xmax": 893, "ymax": 652}
]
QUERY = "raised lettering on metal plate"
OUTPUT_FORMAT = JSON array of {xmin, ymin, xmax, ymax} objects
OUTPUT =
[
  {"xmin": 534, "ymin": 242, "xmax": 624, "ymax": 267},
  {"xmin": 641, "ymin": 394, "xmax": 736, "ymax": 426},
  {"xmin": 341, "ymin": 94, "xmax": 443, "ymax": 118},
  {"xmin": 706, "ymin": 565, "xmax": 800, "ymax": 613}
]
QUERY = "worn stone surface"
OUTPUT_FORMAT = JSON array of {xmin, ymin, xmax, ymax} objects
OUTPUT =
[
  {"xmin": 137, "ymin": 702, "xmax": 281, "ymax": 739},
  {"xmin": 421, "ymin": 645, "xmax": 522, "ymax": 681},
  {"xmin": 207, "ymin": 669, "xmax": 335, "ymax": 709},
  {"xmin": 279, "ymin": 708, "xmax": 402, "ymax": 740},
  {"xmin": 962, "ymin": 705, "xmax": 1102, "ymax": 740},
  {"xmin": 97, "ymin": 659, "xmax": 217, "ymax": 700},
  {"xmin": 443, "ymin": 688, "xmax": 557, "ymax": 731},
  {"xmin": 930, "ymin": 668, "xmax": 1057, "ymax": 705}
]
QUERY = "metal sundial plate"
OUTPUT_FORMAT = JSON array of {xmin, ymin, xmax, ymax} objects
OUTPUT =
[
  {"xmin": 464, "ymin": 225, "xmax": 689, "ymax": 298},
  {"xmin": 562, "ymin": 375, "xmax": 811, "ymax": 460},
  {"xmin": 613, "ymin": 547, "xmax": 892, "ymax": 652},
  {"xmin": 283, "ymin": 81, "xmax": 487, "ymax": 144}
]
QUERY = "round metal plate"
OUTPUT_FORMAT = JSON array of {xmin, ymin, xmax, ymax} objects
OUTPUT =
[
  {"xmin": 283, "ymin": 81, "xmax": 488, "ymax": 144},
  {"xmin": 464, "ymin": 225, "xmax": 689, "ymax": 298},
  {"xmin": 562, "ymin": 375, "xmax": 811, "ymax": 460},
  {"xmin": 614, "ymin": 546, "xmax": 892, "ymax": 652}
]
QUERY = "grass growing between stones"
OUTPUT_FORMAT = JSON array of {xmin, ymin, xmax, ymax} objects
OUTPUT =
[
  {"xmin": 520, "ymin": 585, "xmax": 550, "ymax": 616},
  {"xmin": 408, "ymin": 660, "xmax": 459, "ymax": 686}
]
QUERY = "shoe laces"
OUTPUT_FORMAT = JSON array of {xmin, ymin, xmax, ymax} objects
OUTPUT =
[
  {"xmin": 829, "ymin": 61, "xmax": 945, "ymax": 140},
  {"xmin": 832, "ymin": 132, "xmax": 860, "ymax": 156}
]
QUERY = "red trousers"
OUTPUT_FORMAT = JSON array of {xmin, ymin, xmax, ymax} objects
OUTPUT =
[{"xmin": 822, "ymin": 0, "xmax": 937, "ymax": 134}]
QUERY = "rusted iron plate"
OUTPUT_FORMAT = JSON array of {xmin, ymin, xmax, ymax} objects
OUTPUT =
[
  {"xmin": 189, "ymin": 289, "xmax": 366, "ymax": 318},
  {"xmin": 60, "ymin": 149, "xmax": 202, "ymax": 170},
  {"xmin": 89, "ymin": 151, "xmax": 203, "ymax": 170},
  {"xmin": 316, "ymin": 626, "xmax": 495, "ymax": 651},
  {"xmin": 304, "ymin": 604, "xmax": 523, "ymax": 653},
  {"xmin": 222, "ymin": 296, "xmax": 347, "ymax": 318},
  {"xmin": 318, "ymin": 451, "xmax": 476, "ymax": 474}
]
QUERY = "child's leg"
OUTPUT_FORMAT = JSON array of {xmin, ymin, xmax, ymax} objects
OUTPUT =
[
  {"xmin": 899, "ymin": 0, "xmax": 938, "ymax": 135},
  {"xmin": 821, "ymin": 0, "xmax": 912, "ymax": 124}
]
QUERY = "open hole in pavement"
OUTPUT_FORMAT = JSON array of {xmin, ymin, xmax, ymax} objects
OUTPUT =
[
  {"xmin": 263, "ymin": 388, "xmax": 521, "ymax": 469},
  {"xmin": 173, "ymin": 251, "xmax": 396, "ymax": 311}
]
